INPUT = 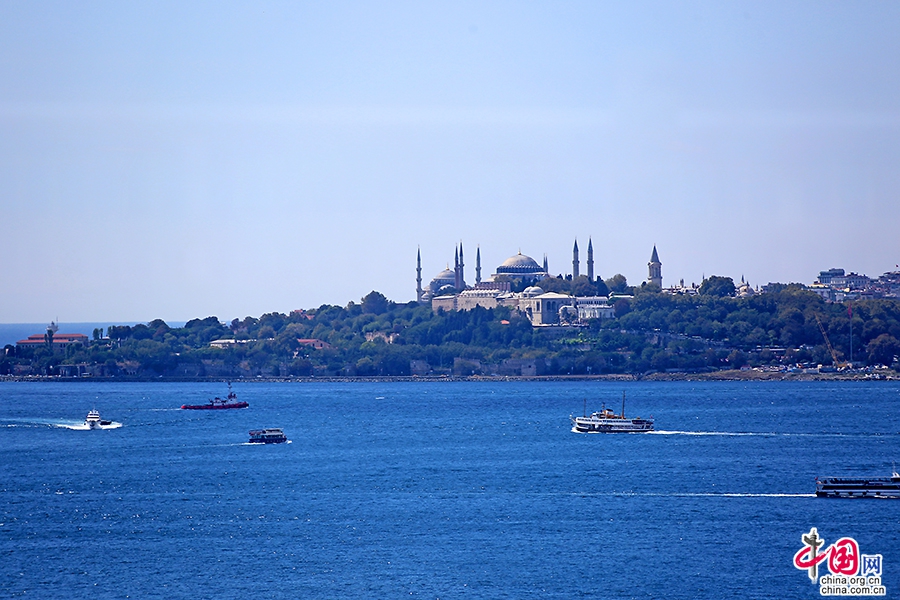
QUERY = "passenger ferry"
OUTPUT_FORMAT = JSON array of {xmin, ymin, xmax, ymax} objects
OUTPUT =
[
  {"xmin": 248, "ymin": 428, "xmax": 288, "ymax": 444},
  {"xmin": 570, "ymin": 393, "xmax": 654, "ymax": 433},
  {"xmin": 815, "ymin": 471, "xmax": 900, "ymax": 498}
]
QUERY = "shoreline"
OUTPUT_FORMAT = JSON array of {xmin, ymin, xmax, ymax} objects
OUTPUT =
[{"xmin": 1, "ymin": 369, "xmax": 897, "ymax": 383}]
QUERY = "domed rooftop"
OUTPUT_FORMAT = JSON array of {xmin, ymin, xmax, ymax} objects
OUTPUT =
[
  {"xmin": 496, "ymin": 252, "xmax": 543, "ymax": 274},
  {"xmin": 522, "ymin": 286, "xmax": 544, "ymax": 297},
  {"xmin": 433, "ymin": 267, "xmax": 455, "ymax": 281},
  {"xmin": 429, "ymin": 268, "xmax": 457, "ymax": 293}
]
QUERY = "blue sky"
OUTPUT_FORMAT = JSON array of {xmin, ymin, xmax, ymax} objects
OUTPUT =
[{"xmin": 1, "ymin": 1, "xmax": 898, "ymax": 322}]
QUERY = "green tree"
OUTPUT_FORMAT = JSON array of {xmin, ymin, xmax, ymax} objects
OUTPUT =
[
  {"xmin": 867, "ymin": 334, "xmax": 900, "ymax": 366},
  {"xmin": 700, "ymin": 276, "xmax": 736, "ymax": 297},
  {"xmin": 362, "ymin": 291, "xmax": 391, "ymax": 315},
  {"xmin": 727, "ymin": 349, "xmax": 748, "ymax": 368},
  {"xmin": 605, "ymin": 274, "xmax": 629, "ymax": 294}
]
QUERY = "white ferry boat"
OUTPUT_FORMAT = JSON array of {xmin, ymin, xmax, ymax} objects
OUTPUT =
[
  {"xmin": 815, "ymin": 471, "xmax": 900, "ymax": 499},
  {"xmin": 248, "ymin": 428, "xmax": 288, "ymax": 444},
  {"xmin": 571, "ymin": 393, "xmax": 654, "ymax": 433}
]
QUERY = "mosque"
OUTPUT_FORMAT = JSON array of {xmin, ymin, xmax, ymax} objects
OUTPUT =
[
  {"xmin": 416, "ymin": 243, "xmax": 551, "ymax": 303},
  {"xmin": 416, "ymin": 241, "xmax": 664, "ymax": 326}
]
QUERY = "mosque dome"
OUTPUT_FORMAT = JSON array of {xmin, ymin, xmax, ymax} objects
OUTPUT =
[
  {"xmin": 429, "ymin": 268, "xmax": 457, "ymax": 293},
  {"xmin": 496, "ymin": 252, "xmax": 543, "ymax": 274},
  {"xmin": 522, "ymin": 286, "xmax": 544, "ymax": 297}
]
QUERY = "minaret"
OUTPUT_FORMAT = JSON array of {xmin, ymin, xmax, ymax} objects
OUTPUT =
[
  {"xmin": 587, "ymin": 237, "xmax": 594, "ymax": 281},
  {"xmin": 416, "ymin": 247, "xmax": 423, "ymax": 303},
  {"xmin": 648, "ymin": 245, "xmax": 662, "ymax": 288},
  {"xmin": 458, "ymin": 242, "xmax": 465, "ymax": 288},
  {"xmin": 543, "ymin": 254, "xmax": 548, "ymax": 274},
  {"xmin": 476, "ymin": 245, "xmax": 482, "ymax": 284},
  {"xmin": 454, "ymin": 246, "xmax": 460, "ymax": 290},
  {"xmin": 572, "ymin": 239, "xmax": 580, "ymax": 278}
]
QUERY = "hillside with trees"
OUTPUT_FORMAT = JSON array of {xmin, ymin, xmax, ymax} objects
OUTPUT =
[{"xmin": 3, "ymin": 285, "xmax": 899, "ymax": 378}]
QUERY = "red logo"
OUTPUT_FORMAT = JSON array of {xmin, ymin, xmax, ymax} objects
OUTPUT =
[{"xmin": 793, "ymin": 528, "xmax": 860, "ymax": 582}]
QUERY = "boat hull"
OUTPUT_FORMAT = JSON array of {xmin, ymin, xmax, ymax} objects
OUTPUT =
[
  {"xmin": 816, "ymin": 477, "xmax": 900, "ymax": 499},
  {"xmin": 181, "ymin": 402, "xmax": 249, "ymax": 410},
  {"xmin": 571, "ymin": 416, "xmax": 654, "ymax": 433},
  {"xmin": 248, "ymin": 428, "xmax": 287, "ymax": 444}
]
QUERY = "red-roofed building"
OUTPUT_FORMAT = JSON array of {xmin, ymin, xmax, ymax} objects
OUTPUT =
[{"xmin": 16, "ymin": 332, "xmax": 89, "ymax": 352}]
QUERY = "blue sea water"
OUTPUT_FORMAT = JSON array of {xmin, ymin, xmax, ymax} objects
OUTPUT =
[{"xmin": 1, "ymin": 380, "xmax": 899, "ymax": 599}]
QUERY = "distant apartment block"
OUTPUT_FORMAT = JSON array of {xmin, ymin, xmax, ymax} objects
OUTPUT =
[{"xmin": 806, "ymin": 267, "xmax": 900, "ymax": 301}]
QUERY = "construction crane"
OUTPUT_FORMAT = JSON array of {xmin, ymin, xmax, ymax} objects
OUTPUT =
[{"xmin": 815, "ymin": 314, "xmax": 845, "ymax": 368}]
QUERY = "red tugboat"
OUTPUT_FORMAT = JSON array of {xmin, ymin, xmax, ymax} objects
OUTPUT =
[{"xmin": 181, "ymin": 383, "xmax": 249, "ymax": 410}]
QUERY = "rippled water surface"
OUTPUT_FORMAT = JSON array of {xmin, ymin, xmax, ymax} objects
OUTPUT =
[{"xmin": 1, "ymin": 380, "xmax": 899, "ymax": 598}]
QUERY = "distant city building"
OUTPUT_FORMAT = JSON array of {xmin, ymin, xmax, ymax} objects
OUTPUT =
[
  {"xmin": 16, "ymin": 322, "xmax": 88, "ymax": 353},
  {"xmin": 518, "ymin": 288, "xmax": 574, "ymax": 326},
  {"xmin": 575, "ymin": 296, "xmax": 615, "ymax": 321},
  {"xmin": 817, "ymin": 268, "xmax": 845, "ymax": 285},
  {"xmin": 296, "ymin": 338, "xmax": 334, "ymax": 350},
  {"xmin": 663, "ymin": 278, "xmax": 699, "ymax": 296},
  {"xmin": 419, "ymin": 242, "xmax": 659, "ymax": 326},
  {"xmin": 210, "ymin": 338, "xmax": 254, "ymax": 348},
  {"xmin": 805, "ymin": 267, "xmax": 900, "ymax": 301},
  {"xmin": 455, "ymin": 288, "xmax": 503, "ymax": 311}
]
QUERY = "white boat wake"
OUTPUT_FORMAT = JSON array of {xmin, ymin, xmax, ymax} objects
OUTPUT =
[
  {"xmin": 647, "ymin": 430, "xmax": 896, "ymax": 438},
  {"xmin": 58, "ymin": 421, "xmax": 123, "ymax": 430},
  {"xmin": 2, "ymin": 418, "xmax": 122, "ymax": 430},
  {"xmin": 573, "ymin": 491, "xmax": 815, "ymax": 498},
  {"xmin": 649, "ymin": 430, "xmax": 769, "ymax": 436}
]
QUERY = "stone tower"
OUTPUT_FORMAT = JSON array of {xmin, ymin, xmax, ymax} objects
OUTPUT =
[{"xmin": 648, "ymin": 245, "xmax": 662, "ymax": 288}]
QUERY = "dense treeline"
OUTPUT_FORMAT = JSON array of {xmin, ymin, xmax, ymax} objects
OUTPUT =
[{"xmin": 3, "ymin": 286, "xmax": 900, "ymax": 378}]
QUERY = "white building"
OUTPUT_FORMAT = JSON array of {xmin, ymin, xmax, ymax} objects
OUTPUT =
[
  {"xmin": 575, "ymin": 296, "xmax": 615, "ymax": 321},
  {"xmin": 518, "ymin": 288, "xmax": 575, "ymax": 326}
]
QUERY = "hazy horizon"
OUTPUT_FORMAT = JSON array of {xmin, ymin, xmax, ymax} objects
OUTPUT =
[{"xmin": 2, "ymin": 2, "xmax": 899, "ymax": 322}]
